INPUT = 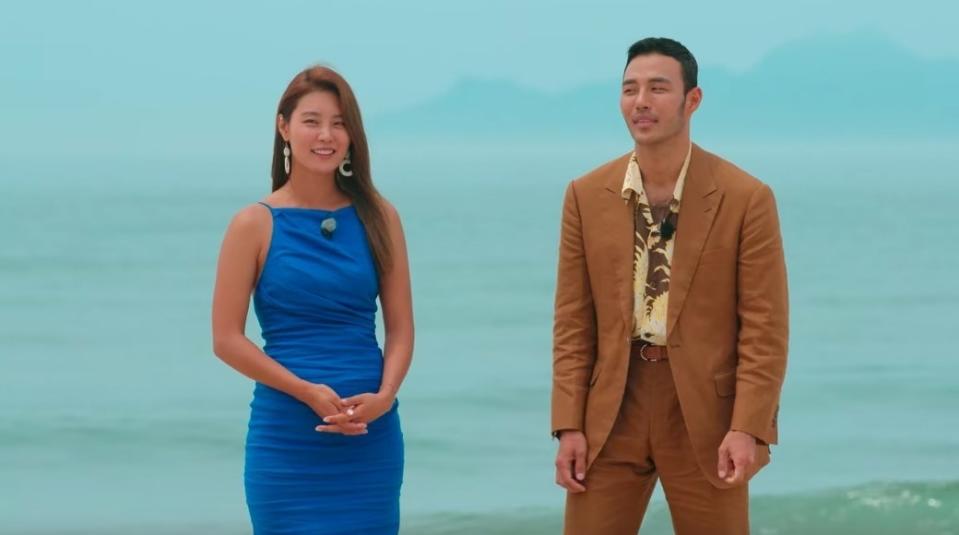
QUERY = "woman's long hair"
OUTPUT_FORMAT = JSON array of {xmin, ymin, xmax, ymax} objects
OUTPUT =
[{"xmin": 271, "ymin": 66, "xmax": 392, "ymax": 275}]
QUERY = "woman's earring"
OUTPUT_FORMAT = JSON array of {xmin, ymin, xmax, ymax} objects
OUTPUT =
[
  {"xmin": 338, "ymin": 151, "xmax": 353, "ymax": 177},
  {"xmin": 283, "ymin": 143, "xmax": 291, "ymax": 175}
]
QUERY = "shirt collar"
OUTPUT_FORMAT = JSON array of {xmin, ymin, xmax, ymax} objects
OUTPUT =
[{"xmin": 621, "ymin": 143, "xmax": 692, "ymax": 205}]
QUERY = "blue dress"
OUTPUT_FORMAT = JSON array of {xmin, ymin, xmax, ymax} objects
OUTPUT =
[{"xmin": 245, "ymin": 202, "xmax": 403, "ymax": 534}]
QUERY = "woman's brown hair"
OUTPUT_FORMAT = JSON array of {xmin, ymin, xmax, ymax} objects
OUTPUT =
[{"xmin": 271, "ymin": 66, "xmax": 392, "ymax": 275}]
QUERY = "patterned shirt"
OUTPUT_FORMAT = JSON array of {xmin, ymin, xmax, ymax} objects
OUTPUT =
[{"xmin": 621, "ymin": 144, "xmax": 692, "ymax": 344}]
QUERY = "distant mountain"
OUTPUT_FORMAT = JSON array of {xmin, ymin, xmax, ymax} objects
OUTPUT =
[
  {"xmin": 368, "ymin": 77, "xmax": 624, "ymax": 141},
  {"xmin": 369, "ymin": 31, "xmax": 959, "ymax": 141}
]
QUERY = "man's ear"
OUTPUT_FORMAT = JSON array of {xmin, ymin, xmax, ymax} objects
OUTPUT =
[{"xmin": 686, "ymin": 87, "xmax": 703, "ymax": 116}]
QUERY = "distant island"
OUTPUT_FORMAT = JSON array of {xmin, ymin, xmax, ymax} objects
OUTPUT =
[{"xmin": 369, "ymin": 31, "xmax": 959, "ymax": 142}]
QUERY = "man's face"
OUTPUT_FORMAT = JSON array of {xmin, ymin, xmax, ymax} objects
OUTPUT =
[{"xmin": 620, "ymin": 53, "xmax": 701, "ymax": 147}]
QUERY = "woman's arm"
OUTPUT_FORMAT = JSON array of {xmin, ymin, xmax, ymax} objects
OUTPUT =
[{"xmin": 376, "ymin": 200, "xmax": 414, "ymax": 399}]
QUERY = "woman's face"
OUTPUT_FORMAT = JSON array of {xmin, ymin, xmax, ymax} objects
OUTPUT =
[{"xmin": 278, "ymin": 90, "xmax": 351, "ymax": 178}]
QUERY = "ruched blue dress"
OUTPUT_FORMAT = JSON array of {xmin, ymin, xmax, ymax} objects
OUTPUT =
[{"xmin": 245, "ymin": 202, "xmax": 403, "ymax": 534}]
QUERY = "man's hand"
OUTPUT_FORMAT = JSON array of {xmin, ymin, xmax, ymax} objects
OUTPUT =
[
  {"xmin": 554, "ymin": 430, "xmax": 588, "ymax": 493},
  {"xmin": 717, "ymin": 430, "xmax": 758, "ymax": 485}
]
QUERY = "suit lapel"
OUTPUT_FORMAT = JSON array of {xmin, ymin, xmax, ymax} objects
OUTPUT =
[
  {"xmin": 601, "ymin": 153, "xmax": 636, "ymax": 331},
  {"xmin": 667, "ymin": 145, "xmax": 722, "ymax": 335}
]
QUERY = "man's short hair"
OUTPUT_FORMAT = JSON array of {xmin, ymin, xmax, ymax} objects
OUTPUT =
[{"xmin": 626, "ymin": 37, "xmax": 698, "ymax": 93}]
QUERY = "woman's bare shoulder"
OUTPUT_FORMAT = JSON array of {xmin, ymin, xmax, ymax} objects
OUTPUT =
[{"xmin": 225, "ymin": 202, "xmax": 273, "ymax": 238}]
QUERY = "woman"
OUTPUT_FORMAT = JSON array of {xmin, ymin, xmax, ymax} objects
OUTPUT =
[{"xmin": 212, "ymin": 66, "xmax": 413, "ymax": 534}]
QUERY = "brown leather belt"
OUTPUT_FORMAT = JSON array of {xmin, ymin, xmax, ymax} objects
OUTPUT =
[{"xmin": 631, "ymin": 340, "xmax": 668, "ymax": 362}]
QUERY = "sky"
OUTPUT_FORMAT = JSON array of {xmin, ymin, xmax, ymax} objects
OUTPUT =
[
  {"xmin": 1, "ymin": 0, "xmax": 956, "ymax": 158},
  {"xmin": 4, "ymin": 0, "xmax": 957, "ymax": 111}
]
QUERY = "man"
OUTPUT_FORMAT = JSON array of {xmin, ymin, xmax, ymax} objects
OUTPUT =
[{"xmin": 551, "ymin": 37, "xmax": 788, "ymax": 534}]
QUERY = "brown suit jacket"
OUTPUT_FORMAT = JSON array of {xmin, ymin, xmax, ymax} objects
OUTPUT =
[{"xmin": 551, "ymin": 144, "xmax": 789, "ymax": 488}]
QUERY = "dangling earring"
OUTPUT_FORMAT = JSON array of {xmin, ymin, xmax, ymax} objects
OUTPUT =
[
  {"xmin": 338, "ymin": 151, "xmax": 354, "ymax": 177},
  {"xmin": 283, "ymin": 143, "xmax": 291, "ymax": 175}
]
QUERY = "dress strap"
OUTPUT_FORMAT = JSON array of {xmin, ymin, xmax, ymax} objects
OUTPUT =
[{"xmin": 256, "ymin": 201, "xmax": 274, "ymax": 214}]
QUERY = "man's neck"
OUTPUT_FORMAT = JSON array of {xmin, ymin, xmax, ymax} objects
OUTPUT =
[{"xmin": 634, "ymin": 135, "xmax": 690, "ymax": 188}]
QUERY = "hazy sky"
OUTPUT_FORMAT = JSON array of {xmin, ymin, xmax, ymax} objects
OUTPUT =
[{"xmin": 3, "ymin": 0, "xmax": 956, "ymax": 114}]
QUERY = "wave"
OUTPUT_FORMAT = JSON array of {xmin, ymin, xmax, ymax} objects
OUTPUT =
[{"xmin": 403, "ymin": 481, "xmax": 959, "ymax": 535}]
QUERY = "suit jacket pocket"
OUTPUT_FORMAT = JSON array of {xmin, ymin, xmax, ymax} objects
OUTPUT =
[{"xmin": 714, "ymin": 368, "xmax": 736, "ymax": 397}]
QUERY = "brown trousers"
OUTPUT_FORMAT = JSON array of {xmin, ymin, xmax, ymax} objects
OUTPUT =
[{"xmin": 564, "ymin": 358, "xmax": 749, "ymax": 535}]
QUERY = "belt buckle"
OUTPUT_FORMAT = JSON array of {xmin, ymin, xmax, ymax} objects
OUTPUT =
[{"xmin": 639, "ymin": 344, "xmax": 663, "ymax": 362}]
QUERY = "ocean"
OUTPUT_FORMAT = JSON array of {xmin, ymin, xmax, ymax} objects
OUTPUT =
[{"xmin": 2, "ymin": 140, "xmax": 957, "ymax": 534}]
